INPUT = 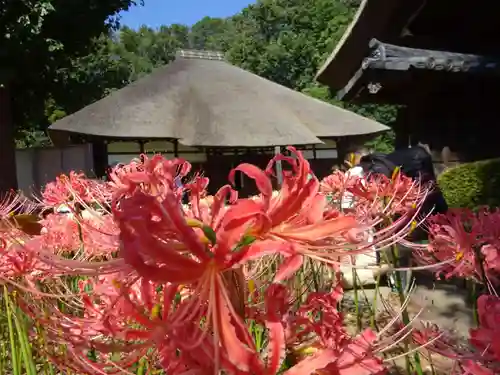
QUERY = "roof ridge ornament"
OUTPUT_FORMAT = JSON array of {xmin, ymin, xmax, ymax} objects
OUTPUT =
[{"xmin": 176, "ymin": 49, "xmax": 225, "ymax": 61}]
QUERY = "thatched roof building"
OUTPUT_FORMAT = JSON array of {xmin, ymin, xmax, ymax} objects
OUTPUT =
[{"xmin": 49, "ymin": 50, "xmax": 388, "ymax": 148}]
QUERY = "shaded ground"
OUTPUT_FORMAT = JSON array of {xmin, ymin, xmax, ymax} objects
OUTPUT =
[
  {"xmin": 343, "ymin": 270, "xmax": 474, "ymax": 337},
  {"xmin": 342, "ymin": 271, "xmax": 474, "ymax": 374}
]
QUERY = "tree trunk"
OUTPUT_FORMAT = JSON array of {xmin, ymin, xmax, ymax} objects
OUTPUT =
[{"xmin": 0, "ymin": 84, "xmax": 18, "ymax": 195}]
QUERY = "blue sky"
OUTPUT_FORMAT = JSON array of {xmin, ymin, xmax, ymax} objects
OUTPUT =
[{"xmin": 120, "ymin": 0, "xmax": 256, "ymax": 29}]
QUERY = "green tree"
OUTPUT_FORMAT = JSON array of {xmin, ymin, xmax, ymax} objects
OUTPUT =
[
  {"xmin": 224, "ymin": 0, "xmax": 396, "ymax": 148},
  {"xmin": 0, "ymin": 0, "xmax": 138, "ymax": 193},
  {"xmin": 189, "ymin": 17, "xmax": 233, "ymax": 51},
  {"xmin": 226, "ymin": 0, "xmax": 356, "ymax": 90}
]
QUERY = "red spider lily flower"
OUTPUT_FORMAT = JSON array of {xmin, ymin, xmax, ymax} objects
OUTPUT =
[
  {"xmin": 0, "ymin": 192, "xmax": 41, "ymax": 235},
  {"xmin": 343, "ymin": 172, "xmax": 426, "ymax": 218},
  {"xmin": 474, "ymin": 208, "xmax": 500, "ymax": 277},
  {"xmin": 410, "ymin": 321, "xmax": 469, "ymax": 362},
  {"xmin": 409, "ymin": 299, "xmax": 500, "ymax": 375},
  {"xmin": 0, "ymin": 242, "xmax": 39, "ymax": 279},
  {"xmin": 185, "ymin": 181, "xmax": 238, "ymax": 230},
  {"xmin": 110, "ymin": 149, "xmax": 365, "ymax": 373},
  {"xmin": 287, "ymin": 292, "xmax": 385, "ymax": 375},
  {"xmin": 17, "ymin": 273, "xmax": 162, "ymax": 374},
  {"xmin": 319, "ymin": 169, "xmax": 429, "ymax": 263},
  {"xmin": 469, "ymin": 295, "xmax": 500, "ymax": 361},
  {"xmin": 283, "ymin": 329, "xmax": 385, "ymax": 375},
  {"xmin": 0, "ymin": 192, "xmax": 44, "ymax": 278},
  {"xmin": 227, "ymin": 147, "xmax": 359, "ymax": 277},
  {"xmin": 320, "ymin": 168, "xmax": 429, "ymax": 223},
  {"xmin": 421, "ymin": 208, "xmax": 500, "ymax": 283},
  {"xmin": 37, "ymin": 211, "xmax": 119, "ymax": 260},
  {"xmin": 422, "ymin": 209, "xmax": 482, "ymax": 280},
  {"xmin": 257, "ymin": 283, "xmax": 386, "ymax": 375},
  {"xmin": 107, "ymin": 153, "xmax": 190, "ymax": 201},
  {"xmin": 42, "ymin": 171, "xmax": 106, "ymax": 208},
  {"xmin": 113, "ymin": 166, "xmax": 262, "ymax": 372},
  {"xmin": 320, "ymin": 170, "xmax": 356, "ymax": 197},
  {"xmin": 1, "ymin": 190, "xmax": 38, "ymax": 217}
]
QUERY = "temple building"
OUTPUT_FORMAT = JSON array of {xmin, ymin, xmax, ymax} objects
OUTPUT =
[{"xmin": 317, "ymin": 0, "xmax": 500, "ymax": 170}]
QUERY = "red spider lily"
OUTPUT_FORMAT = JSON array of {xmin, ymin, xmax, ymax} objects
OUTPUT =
[
  {"xmin": 109, "ymin": 148, "xmax": 367, "ymax": 373},
  {"xmin": 38, "ymin": 212, "xmax": 119, "ymax": 260},
  {"xmin": 252, "ymin": 283, "xmax": 386, "ymax": 375},
  {"xmin": 418, "ymin": 209, "xmax": 481, "ymax": 280},
  {"xmin": 1, "ymin": 190, "xmax": 36, "ymax": 217},
  {"xmin": 0, "ymin": 192, "xmax": 41, "ymax": 235},
  {"xmin": 112, "ymin": 172, "xmax": 259, "ymax": 372},
  {"xmin": 419, "ymin": 208, "xmax": 500, "ymax": 283},
  {"xmin": 42, "ymin": 171, "xmax": 107, "ymax": 208},
  {"xmin": 320, "ymin": 169, "xmax": 427, "ymax": 218},
  {"xmin": 228, "ymin": 147, "xmax": 359, "ymax": 275},
  {"xmin": 317, "ymin": 170, "xmax": 429, "ymax": 287},
  {"xmin": 0, "ymin": 242, "xmax": 39, "ymax": 279},
  {"xmin": 320, "ymin": 170, "xmax": 356, "ymax": 197},
  {"xmin": 17, "ymin": 274, "xmax": 159, "ymax": 374},
  {"xmin": 107, "ymin": 153, "xmax": 190, "ymax": 201},
  {"xmin": 286, "ymin": 289, "xmax": 385, "ymax": 375},
  {"xmin": 0, "ymin": 193, "xmax": 44, "ymax": 278}
]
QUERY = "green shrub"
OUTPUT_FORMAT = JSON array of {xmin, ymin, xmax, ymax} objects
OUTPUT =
[{"xmin": 438, "ymin": 158, "xmax": 500, "ymax": 209}]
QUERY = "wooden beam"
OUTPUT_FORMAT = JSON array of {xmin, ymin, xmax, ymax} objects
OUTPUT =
[{"xmin": 0, "ymin": 83, "xmax": 18, "ymax": 194}]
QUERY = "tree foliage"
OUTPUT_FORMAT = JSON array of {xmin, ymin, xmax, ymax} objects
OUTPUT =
[
  {"xmin": 1, "ymin": 0, "xmax": 139, "ymax": 128},
  {"xmin": 0, "ymin": 0, "xmax": 138, "ymax": 192}
]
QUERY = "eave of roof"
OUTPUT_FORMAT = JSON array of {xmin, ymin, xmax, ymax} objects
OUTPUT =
[{"xmin": 336, "ymin": 39, "xmax": 500, "ymax": 102}]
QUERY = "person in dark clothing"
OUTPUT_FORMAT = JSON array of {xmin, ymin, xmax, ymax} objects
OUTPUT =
[
  {"xmin": 357, "ymin": 145, "xmax": 448, "ymax": 290},
  {"xmin": 359, "ymin": 145, "xmax": 448, "ymax": 220},
  {"xmin": 386, "ymin": 145, "xmax": 447, "ymax": 241}
]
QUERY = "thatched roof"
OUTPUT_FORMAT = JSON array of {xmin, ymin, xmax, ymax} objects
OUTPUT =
[{"xmin": 49, "ymin": 49, "xmax": 388, "ymax": 148}]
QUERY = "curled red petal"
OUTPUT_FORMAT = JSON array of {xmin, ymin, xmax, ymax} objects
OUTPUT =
[
  {"xmin": 274, "ymin": 253, "xmax": 303, "ymax": 283},
  {"xmin": 229, "ymin": 163, "xmax": 272, "ymax": 205}
]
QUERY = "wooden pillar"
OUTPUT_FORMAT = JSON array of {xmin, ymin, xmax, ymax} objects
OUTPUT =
[
  {"xmin": 335, "ymin": 137, "xmax": 350, "ymax": 166},
  {"xmin": 173, "ymin": 140, "xmax": 179, "ymax": 157},
  {"xmin": 393, "ymin": 106, "xmax": 412, "ymax": 150},
  {"xmin": 0, "ymin": 83, "xmax": 18, "ymax": 194},
  {"xmin": 91, "ymin": 139, "xmax": 108, "ymax": 178}
]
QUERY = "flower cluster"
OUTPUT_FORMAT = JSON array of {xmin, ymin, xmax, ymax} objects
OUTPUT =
[
  {"xmin": 0, "ymin": 148, "xmax": 495, "ymax": 375},
  {"xmin": 407, "ymin": 207, "xmax": 500, "ymax": 374},
  {"xmin": 415, "ymin": 208, "xmax": 500, "ymax": 284}
]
